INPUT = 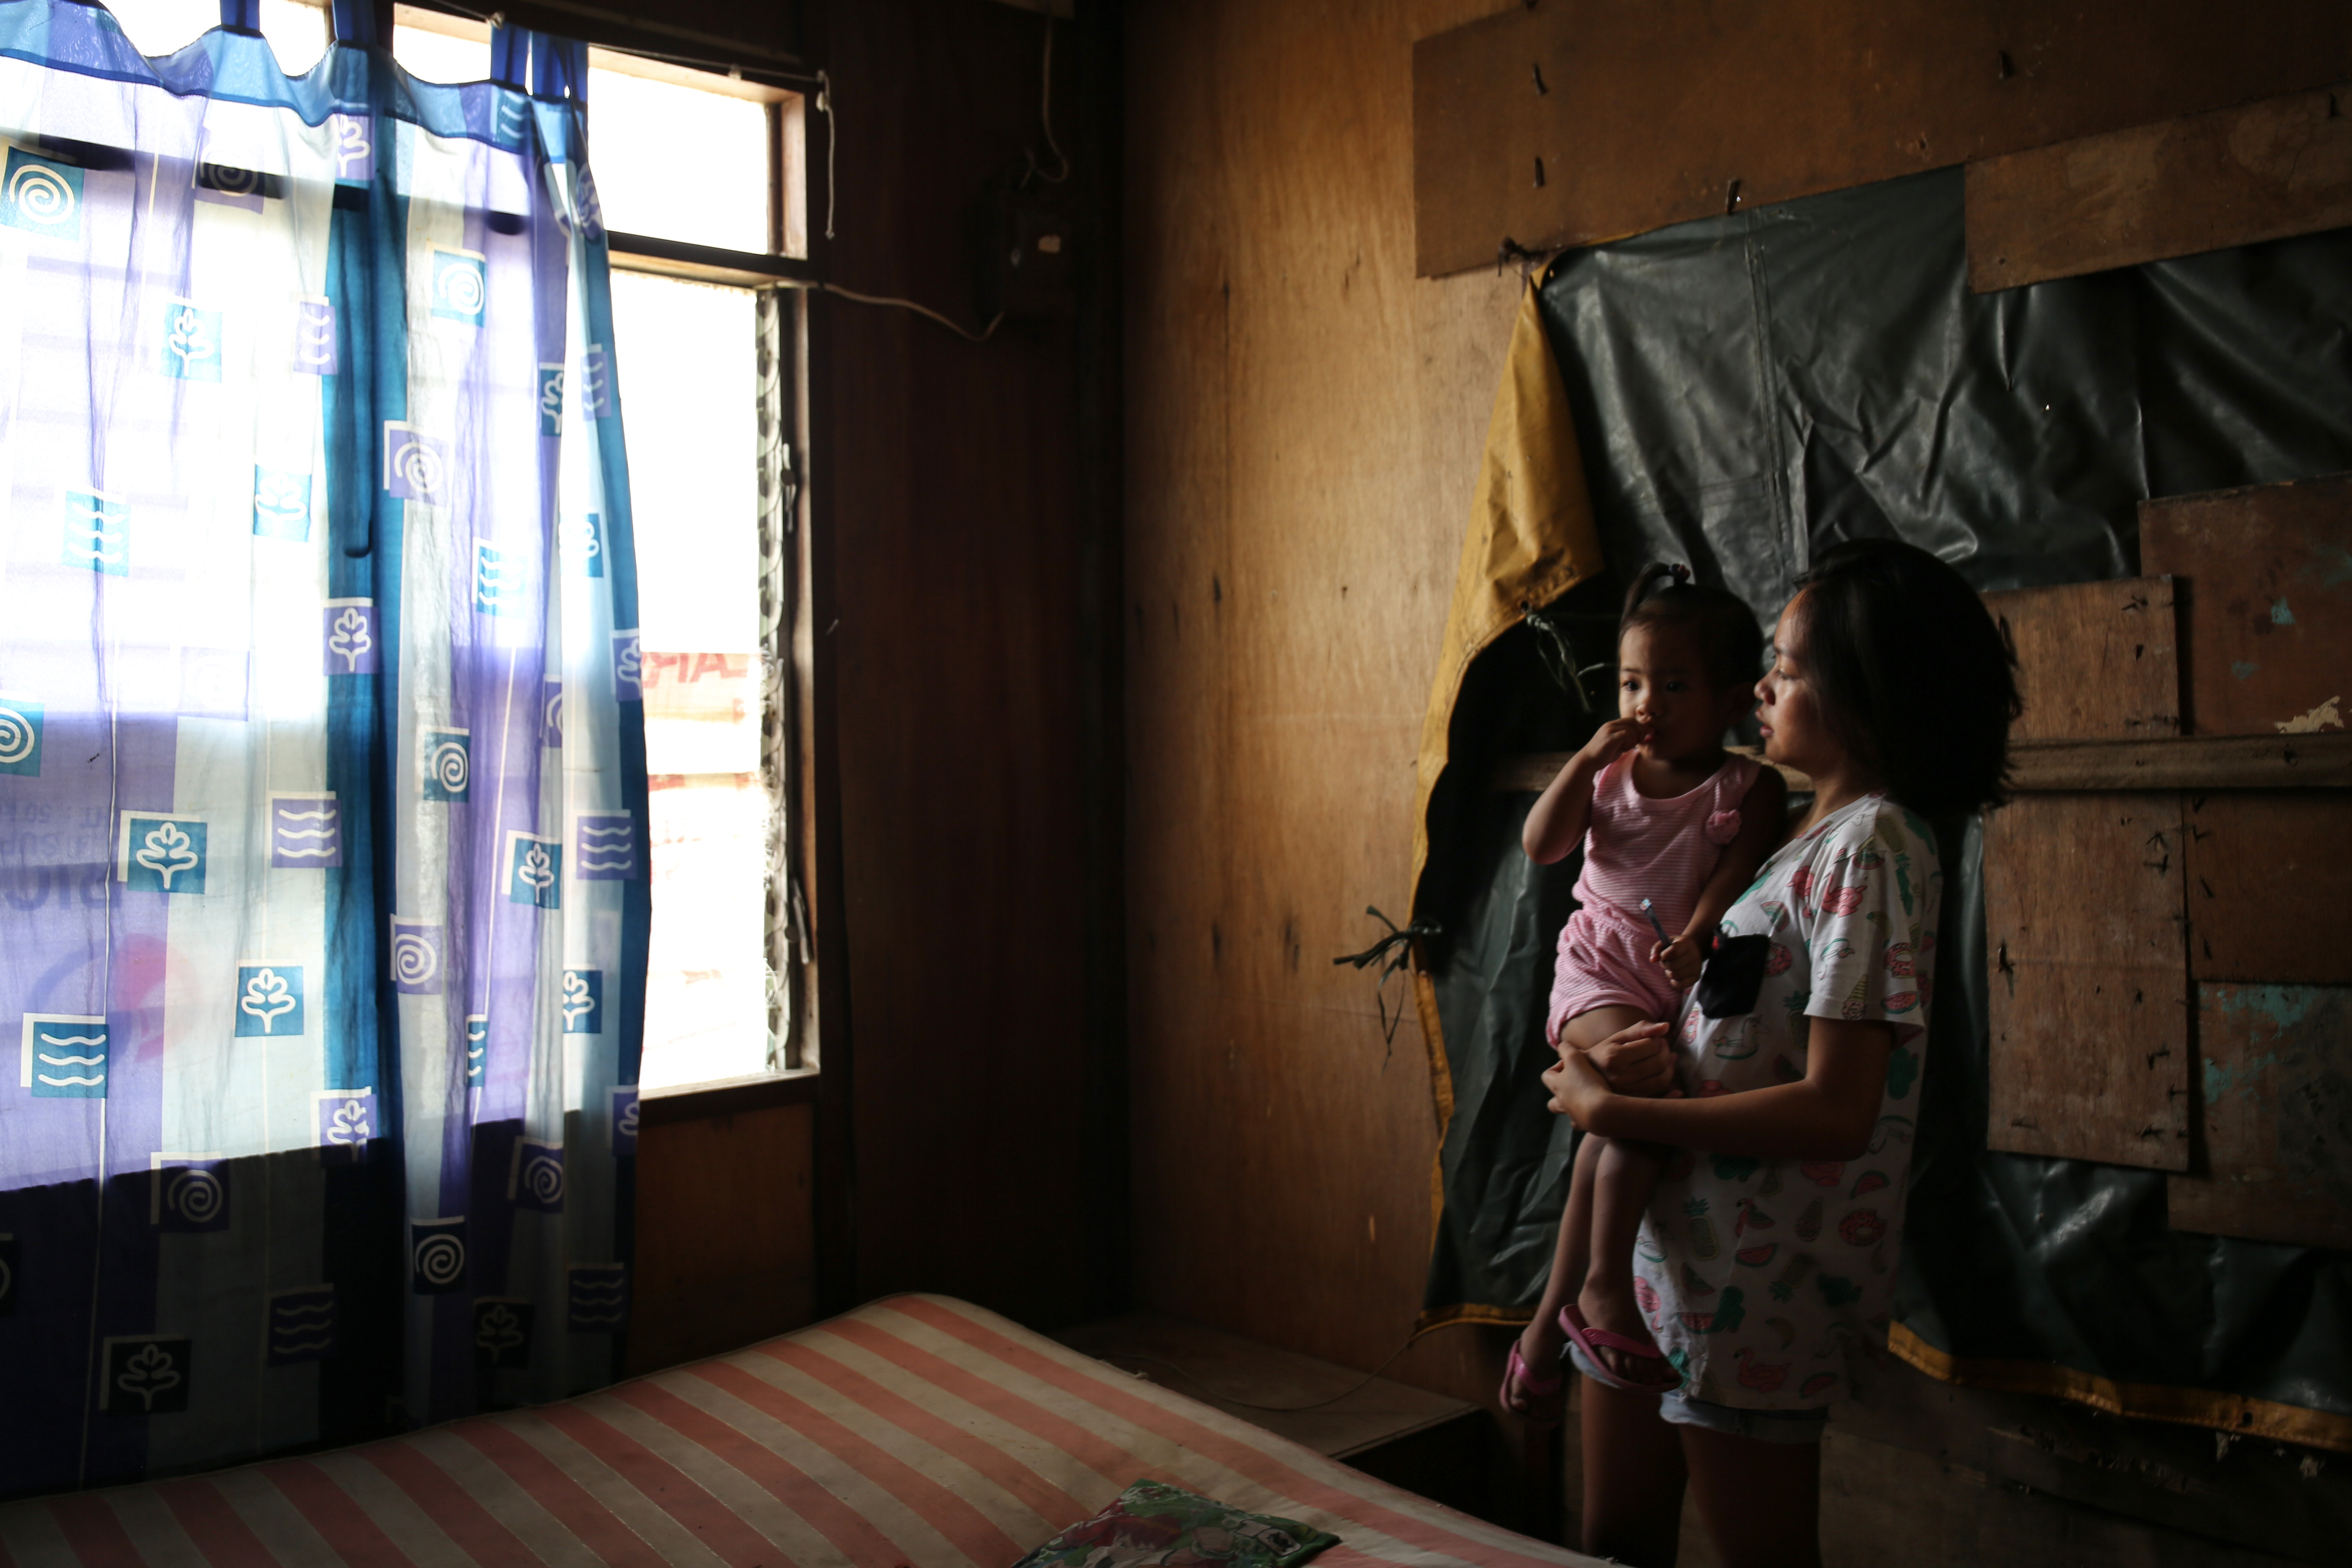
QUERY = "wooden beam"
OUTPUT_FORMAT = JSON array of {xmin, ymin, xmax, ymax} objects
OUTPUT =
[
  {"xmin": 1493, "ymin": 735, "xmax": 2351, "ymax": 796},
  {"xmin": 2009, "ymin": 732, "xmax": 2352, "ymax": 790},
  {"xmin": 1412, "ymin": 0, "xmax": 2352, "ymax": 278},
  {"xmin": 1968, "ymin": 82, "xmax": 2352, "ymax": 292},
  {"xmin": 1984, "ymin": 579, "xmax": 2179, "ymax": 743}
]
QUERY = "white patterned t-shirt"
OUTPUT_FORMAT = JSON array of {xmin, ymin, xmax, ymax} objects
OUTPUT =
[{"xmin": 1629, "ymin": 793, "xmax": 1941, "ymax": 1410}]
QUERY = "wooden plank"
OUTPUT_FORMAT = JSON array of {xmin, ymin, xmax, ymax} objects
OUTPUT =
[
  {"xmin": 628, "ymin": 1100, "xmax": 817, "ymax": 1374},
  {"xmin": 2184, "ymin": 794, "xmax": 2352, "ymax": 984},
  {"xmin": 1411, "ymin": 0, "xmax": 2352, "ymax": 278},
  {"xmin": 1984, "ymin": 578, "xmax": 2179, "ymax": 742},
  {"xmin": 2168, "ymin": 984, "xmax": 2352, "ymax": 1250},
  {"xmin": 1054, "ymin": 1312, "xmax": 1478, "ymax": 1460},
  {"xmin": 2009, "ymin": 732, "xmax": 2352, "ymax": 791},
  {"xmin": 1968, "ymin": 82, "xmax": 2352, "ymax": 292},
  {"xmin": 1985, "ymin": 794, "xmax": 2190, "ymax": 1169},
  {"xmin": 2141, "ymin": 473, "xmax": 2352, "ymax": 739}
]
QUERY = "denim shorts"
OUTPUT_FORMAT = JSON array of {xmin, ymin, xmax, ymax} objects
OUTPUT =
[
  {"xmin": 1657, "ymin": 1388, "xmax": 1829, "ymax": 1445},
  {"xmin": 1566, "ymin": 1338, "xmax": 1829, "ymax": 1445}
]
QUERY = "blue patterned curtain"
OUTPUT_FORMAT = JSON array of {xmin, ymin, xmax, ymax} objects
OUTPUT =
[{"xmin": 0, "ymin": 0, "xmax": 650, "ymax": 1493}]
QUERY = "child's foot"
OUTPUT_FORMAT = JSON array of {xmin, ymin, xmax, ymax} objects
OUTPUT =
[
  {"xmin": 1500, "ymin": 1314, "xmax": 1566, "ymax": 1421},
  {"xmin": 1574, "ymin": 1276, "xmax": 1677, "ymax": 1390}
]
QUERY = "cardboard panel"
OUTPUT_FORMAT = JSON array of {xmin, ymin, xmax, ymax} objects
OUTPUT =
[
  {"xmin": 2184, "ymin": 793, "xmax": 2352, "ymax": 986},
  {"xmin": 1412, "ymin": 0, "xmax": 2352, "ymax": 277},
  {"xmin": 2168, "ymin": 984, "xmax": 2352, "ymax": 1250},
  {"xmin": 1984, "ymin": 578, "xmax": 2179, "ymax": 742},
  {"xmin": 1985, "ymin": 794, "xmax": 2190, "ymax": 1169},
  {"xmin": 2141, "ymin": 473, "xmax": 2352, "ymax": 739},
  {"xmin": 1967, "ymin": 83, "xmax": 2352, "ymax": 292}
]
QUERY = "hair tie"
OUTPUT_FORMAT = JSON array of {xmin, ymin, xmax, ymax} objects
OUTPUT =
[{"xmin": 1669, "ymin": 564, "xmax": 1692, "ymax": 585}]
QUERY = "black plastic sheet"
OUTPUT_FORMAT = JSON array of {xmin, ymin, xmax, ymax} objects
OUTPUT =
[{"xmin": 1418, "ymin": 167, "xmax": 2352, "ymax": 1434}]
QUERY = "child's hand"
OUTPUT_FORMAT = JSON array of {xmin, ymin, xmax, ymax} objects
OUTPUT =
[
  {"xmin": 1653, "ymin": 934, "xmax": 1706, "ymax": 990},
  {"xmin": 1576, "ymin": 715, "xmax": 1648, "ymax": 770}
]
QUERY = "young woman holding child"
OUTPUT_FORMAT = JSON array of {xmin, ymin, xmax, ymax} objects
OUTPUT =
[{"xmin": 1517, "ymin": 540, "xmax": 2017, "ymax": 1568}]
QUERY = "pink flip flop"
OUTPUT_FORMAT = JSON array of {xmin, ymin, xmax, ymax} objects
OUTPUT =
[
  {"xmin": 1559, "ymin": 1302, "xmax": 1683, "ymax": 1394},
  {"xmin": 1499, "ymin": 1339, "xmax": 1564, "ymax": 1421}
]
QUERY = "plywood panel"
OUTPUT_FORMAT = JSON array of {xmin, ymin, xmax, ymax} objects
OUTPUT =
[
  {"xmin": 807, "ymin": 0, "xmax": 1111, "ymax": 1326},
  {"xmin": 1967, "ymin": 82, "xmax": 2352, "ymax": 292},
  {"xmin": 2141, "ymin": 473, "xmax": 2352, "ymax": 739},
  {"xmin": 1984, "ymin": 579, "xmax": 2178, "ymax": 742},
  {"xmin": 1412, "ymin": 0, "xmax": 2352, "ymax": 277},
  {"xmin": 2183, "ymin": 794, "xmax": 2352, "ymax": 985},
  {"xmin": 628, "ymin": 1101, "xmax": 815, "ymax": 1374},
  {"xmin": 2169, "ymin": 984, "xmax": 2352, "ymax": 1250},
  {"xmin": 1984, "ymin": 794, "xmax": 2189, "ymax": 1168},
  {"xmin": 1122, "ymin": 0, "xmax": 1550, "ymax": 1421}
]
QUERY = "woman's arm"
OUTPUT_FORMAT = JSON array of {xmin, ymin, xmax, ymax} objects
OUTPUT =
[
  {"xmin": 1544, "ymin": 1016, "xmax": 1894, "ymax": 1160},
  {"xmin": 1657, "ymin": 768, "xmax": 1788, "ymax": 984},
  {"xmin": 1523, "ymin": 717, "xmax": 1645, "ymax": 863}
]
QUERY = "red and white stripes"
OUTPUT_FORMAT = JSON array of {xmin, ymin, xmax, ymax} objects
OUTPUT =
[{"xmin": 0, "ymin": 1295, "xmax": 1599, "ymax": 1568}]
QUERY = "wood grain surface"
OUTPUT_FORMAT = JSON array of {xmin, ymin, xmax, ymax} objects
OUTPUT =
[
  {"xmin": 2184, "ymin": 793, "xmax": 2352, "ymax": 986},
  {"xmin": 2141, "ymin": 473, "xmax": 2352, "ymax": 740},
  {"xmin": 1967, "ymin": 82, "xmax": 2352, "ymax": 292},
  {"xmin": 1984, "ymin": 579, "xmax": 2180, "ymax": 743},
  {"xmin": 1123, "ymin": 0, "xmax": 1568, "ymax": 1482},
  {"xmin": 1411, "ymin": 0, "xmax": 2352, "ymax": 277},
  {"xmin": 1984, "ymin": 794, "xmax": 2191, "ymax": 1169},
  {"xmin": 2169, "ymin": 984, "xmax": 2352, "ymax": 1251}
]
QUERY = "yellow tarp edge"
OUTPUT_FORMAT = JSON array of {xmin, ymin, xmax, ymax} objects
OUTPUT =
[{"xmin": 1403, "ymin": 284, "xmax": 2352, "ymax": 1457}]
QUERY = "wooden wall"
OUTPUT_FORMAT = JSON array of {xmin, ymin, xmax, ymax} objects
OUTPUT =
[
  {"xmin": 1123, "ymin": 0, "xmax": 1525, "ymax": 1400},
  {"xmin": 804, "ymin": 0, "xmax": 1123, "ymax": 1325},
  {"xmin": 1123, "ymin": 0, "xmax": 2346, "ymax": 1560},
  {"xmin": 619, "ymin": 0, "xmax": 1120, "ymax": 1356}
]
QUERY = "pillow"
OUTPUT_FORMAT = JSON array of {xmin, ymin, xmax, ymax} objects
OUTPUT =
[{"xmin": 1010, "ymin": 1479, "xmax": 1341, "ymax": 1568}]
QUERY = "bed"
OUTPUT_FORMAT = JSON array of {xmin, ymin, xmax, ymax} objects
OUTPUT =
[{"xmin": 0, "ymin": 1294, "xmax": 1597, "ymax": 1566}]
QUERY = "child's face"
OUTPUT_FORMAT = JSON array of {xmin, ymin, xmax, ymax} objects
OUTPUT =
[
  {"xmin": 1755, "ymin": 595, "xmax": 1837, "ymax": 773},
  {"xmin": 1617, "ymin": 622, "xmax": 1744, "ymax": 763}
]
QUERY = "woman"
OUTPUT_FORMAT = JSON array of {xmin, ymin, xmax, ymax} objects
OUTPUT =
[{"xmin": 1541, "ymin": 539, "xmax": 2018, "ymax": 1567}]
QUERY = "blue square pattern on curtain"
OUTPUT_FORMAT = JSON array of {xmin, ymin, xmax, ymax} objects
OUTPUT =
[{"xmin": 0, "ymin": 0, "xmax": 651, "ymax": 1495}]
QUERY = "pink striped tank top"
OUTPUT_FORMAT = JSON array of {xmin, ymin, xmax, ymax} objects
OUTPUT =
[{"xmin": 1572, "ymin": 751, "xmax": 1762, "ymax": 935}]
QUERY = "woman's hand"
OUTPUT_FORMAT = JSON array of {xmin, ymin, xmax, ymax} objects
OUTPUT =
[{"xmin": 1544, "ymin": 1020, "xmax": 1680, "ymax": 1129}]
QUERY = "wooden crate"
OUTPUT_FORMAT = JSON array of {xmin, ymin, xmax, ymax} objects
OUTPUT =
[
  {"xmin": 1984, "ymin": 577, "xmax": 2179, "ymax": 743},
  {"xmin": 1984, "ymin": 794, "xmax": 2192, "ymax": 1170},
  {"xmin": 2142, "ymin": 473, "xmax": 2352, "ymax": 739},
  {"xmin": 2168, "ymin": 983, "xmax": 2352, "ymax": 1251}
]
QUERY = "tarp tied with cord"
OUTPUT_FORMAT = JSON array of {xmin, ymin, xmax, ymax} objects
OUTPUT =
[{"xmin": 1407, "ymin": 168, "xmax": 2352, "ymax": 1454}]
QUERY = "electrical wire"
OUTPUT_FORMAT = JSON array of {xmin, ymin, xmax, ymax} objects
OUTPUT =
[
  {"xmin": 776, "ymin": 278, "xmax": 1002, "ymax": 344},
  {"xmin": 817, "ymin": 69, "xmax": 835, "ymax": 240},
  {"xmin": 1087, "ymin": 1338, "xmax": 1419, "ymax": 1414},
  {"xmin": 1032, "ymin": 15, "xmax": 1069, "ymax": 184}
]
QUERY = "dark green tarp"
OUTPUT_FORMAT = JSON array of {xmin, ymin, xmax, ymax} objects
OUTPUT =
[{"xmin": 1415, "ymin": 166, "xmax": 2352, "ymax": 1444}]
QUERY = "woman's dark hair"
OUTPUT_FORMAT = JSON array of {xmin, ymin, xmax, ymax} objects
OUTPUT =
[
  {"xmin": 1620, "ymin": 562, "xmax": 1766, "ymax": 691},
  {"xmin": 1792, "ymin": 538, "xmax": 2020, "ymax": 816}
]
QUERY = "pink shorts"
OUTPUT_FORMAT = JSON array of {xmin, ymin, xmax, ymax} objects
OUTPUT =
[{"xmin": 1547, "ymin": 907, "xmax": 1680, "ymax": 1046}]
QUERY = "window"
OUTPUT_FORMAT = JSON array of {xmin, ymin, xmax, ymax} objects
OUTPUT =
[
  {"xmin": 101, "ymin": 0, "xmax": 328, "ymax": 69},
  {"xmin": 78, "ymin": 1, "xmax": 810, "ymax": 1093},
  {"xmin": 390, "ymin": 6, "xmax": 811, "ymax": 1091}
]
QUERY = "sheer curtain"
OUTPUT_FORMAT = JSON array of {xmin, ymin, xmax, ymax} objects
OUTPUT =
[{"xmin": 0, "ymin": 0, "xmax": 649, "ymax": 1491}]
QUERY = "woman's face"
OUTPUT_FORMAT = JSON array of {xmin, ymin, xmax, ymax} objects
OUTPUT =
[{"xmin": 1755, "ymin": 595, "xmax": 1838, "ymax": 775}]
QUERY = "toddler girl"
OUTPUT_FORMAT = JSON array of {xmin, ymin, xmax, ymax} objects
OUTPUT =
[{"xmin": 1501, "ymin": 564, "xmax": 1784, "ymax": 1412}]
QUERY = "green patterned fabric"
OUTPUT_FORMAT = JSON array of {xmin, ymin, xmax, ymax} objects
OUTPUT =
[{"xmin": 1012, "ymin": 1481, "xmax": 1339, "ymax": 1568}]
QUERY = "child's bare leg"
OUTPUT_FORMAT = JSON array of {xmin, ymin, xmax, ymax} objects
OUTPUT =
[
  {"xmin": 1559, "ymin": 1005, "xmax": 1677, "ymax": 1388},
  {"xmin": 1507, "ymin": 1132, "xmax": 1604, "ymax": 1415},
  {"xmin": 1578, "ymin": 1137, "xmax": 1673, "ymax": 1385}
]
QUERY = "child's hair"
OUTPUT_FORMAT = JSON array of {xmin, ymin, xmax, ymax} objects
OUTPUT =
[
  {"xmin": 1792, "ymin": 539, "xmax": 2020, "ymax": 816},
  {"xmin": 1619, "ymin": 562, "xmax": 1766, "ymax": 691}
]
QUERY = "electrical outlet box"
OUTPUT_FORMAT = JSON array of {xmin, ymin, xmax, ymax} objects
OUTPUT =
[{"xmin": 976, "ymin": 186, "xmax": 1074, "ymax": 319}]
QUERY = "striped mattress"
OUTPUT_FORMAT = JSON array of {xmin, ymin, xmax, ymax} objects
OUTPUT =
[{"xmin": 0, "ymin": 1294, "xmax": 1598, "ymax": 1567}]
